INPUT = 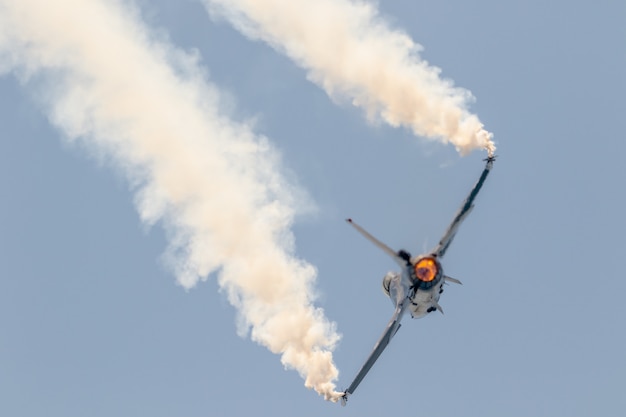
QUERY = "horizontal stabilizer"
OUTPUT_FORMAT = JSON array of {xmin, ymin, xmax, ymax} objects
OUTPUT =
[{"xmin": 444, "ymin": 275, "xmax": 463, "ymax": 285}]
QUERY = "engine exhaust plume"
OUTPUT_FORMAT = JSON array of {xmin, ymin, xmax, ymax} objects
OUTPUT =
[
  {"xmin": 0, "ymin": 0, "xmax": 342, "ymax": 401},
  {"xmin": 204, "ymin": 0, "xmax": 495, "ymax": 157}
]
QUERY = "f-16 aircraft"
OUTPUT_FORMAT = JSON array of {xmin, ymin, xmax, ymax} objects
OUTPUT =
[{"xmin": 340, "ymin": 156, "xmax": 495, "ymax": 406}]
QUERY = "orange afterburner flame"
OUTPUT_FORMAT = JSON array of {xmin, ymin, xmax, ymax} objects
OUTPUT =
[{"xmin": 414, "ymin": 257, "xmax": 438, "ymax": 282}]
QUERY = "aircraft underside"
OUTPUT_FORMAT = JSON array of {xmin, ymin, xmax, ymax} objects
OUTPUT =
[{"xmin": 409, "ymin": 285, "xmax": 443, "ymax": 318}]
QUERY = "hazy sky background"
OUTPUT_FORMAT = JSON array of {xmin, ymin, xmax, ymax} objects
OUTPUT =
[{"xmin": 1, "ymin": 1, "xmax": 625, "ymax": 416}]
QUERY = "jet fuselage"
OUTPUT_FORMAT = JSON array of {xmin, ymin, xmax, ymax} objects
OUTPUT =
[{"xmin": 382, "ymin": 254, "xmax": 444, "ymax": 318}]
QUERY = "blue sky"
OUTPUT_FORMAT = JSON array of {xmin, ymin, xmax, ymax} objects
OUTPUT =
[{"xmin": 1, "ymin": 1, "xmax": 625, "ymax": 416}]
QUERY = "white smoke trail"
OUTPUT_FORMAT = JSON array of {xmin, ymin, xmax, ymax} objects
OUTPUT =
[
  {"xmin": 0, "ymin": 0, "xmax": 342, "ymax": 401},
  {"xmin": 203, "ymin": 0, "xmax": 496, "ymax": 156}
]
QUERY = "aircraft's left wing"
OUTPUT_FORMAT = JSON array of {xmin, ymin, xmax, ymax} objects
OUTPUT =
[
  {"xmin": 341, "ymin": 302, "xmax": 408, "ymax": 404},
  {"xmin": 433, "ymin": 156, "xmax": 495, "ymax": 258}
]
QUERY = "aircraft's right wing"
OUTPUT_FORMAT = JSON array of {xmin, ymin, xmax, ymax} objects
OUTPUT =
[
  {"xmin": 433, "ymin": 157, "xmax": 495, "ymax": 258},
  {"xmin": 341, "ymin": 302, "xmax": 408, "ymax": 404}
]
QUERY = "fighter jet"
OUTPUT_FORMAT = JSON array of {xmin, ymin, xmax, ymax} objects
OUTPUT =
[{"xmin": 340, "ymin": 156, "xmax": 495, "ymax": 406}]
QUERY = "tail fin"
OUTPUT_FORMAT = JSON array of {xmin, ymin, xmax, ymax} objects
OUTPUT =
[{"xmin": 346, "ymin": 219, "xmax": 403, "ymax": 265}]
